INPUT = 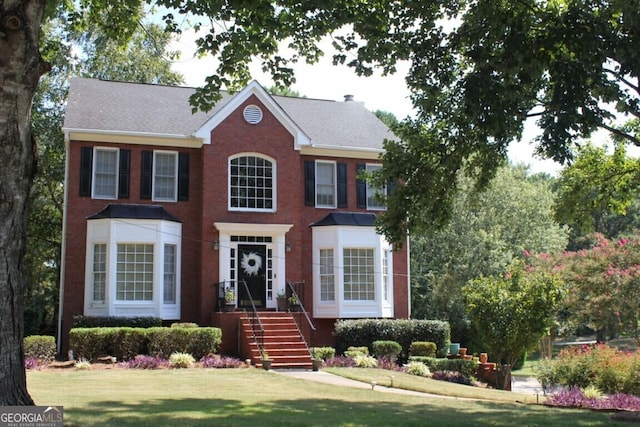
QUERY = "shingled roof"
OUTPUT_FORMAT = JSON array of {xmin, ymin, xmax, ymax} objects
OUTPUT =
[{"xmin": 64, "ymin": 78, "xmax": 394, "ymax": 151}]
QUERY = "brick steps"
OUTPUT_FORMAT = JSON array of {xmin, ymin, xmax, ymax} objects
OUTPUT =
[{"xmin": 240, "ymin": 312, "xmax": 313, "ymax": 369}]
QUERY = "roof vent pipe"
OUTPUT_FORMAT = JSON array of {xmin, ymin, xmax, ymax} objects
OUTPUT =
[{"xmin": 344, "ymin": 94, "xmax": 354, "ymax": 102}]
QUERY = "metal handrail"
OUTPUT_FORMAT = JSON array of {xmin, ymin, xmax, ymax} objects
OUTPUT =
[
  {"xmin": 215, "ymin": 280, "xmax": 265, "ymax": 352},
  {"xmin": 286, "ymin": 281, "xmax": 317, "ymax": 357}
]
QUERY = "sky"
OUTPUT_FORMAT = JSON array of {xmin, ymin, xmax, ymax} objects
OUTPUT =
[{"xmin": 170, "ymin": 30, "xmax": 563, "ymax": 175}]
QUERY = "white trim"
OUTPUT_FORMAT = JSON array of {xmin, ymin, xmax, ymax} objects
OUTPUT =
[
  {"xmin": 64, "ymin": 128, "xmax": 203, "ymax": 148},
  {"xmin": 194, "ymin": 81, "xmax": 311, "ymax": 149},
  {"xmin": 227, "ymin": 153, "xmax": 277, "ymax": 213},
  {"xmin": 214, "ymin": 222, "xmax": 293, "ymax": 235},
  {"xmin": 300, "ymin": 145, "xmax": 383, "ymax": 160}
]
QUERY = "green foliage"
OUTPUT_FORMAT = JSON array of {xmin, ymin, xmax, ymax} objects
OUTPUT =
[
  {"xmin": 168, "ymin": 352, "xmax": 195, "ymax": 369},
  {"xmin": 352, "ymin": 355, "xmax": 378, "ymax": 368},
  {"xmin": 171, "ymin": 322, "xmax": 199, "ymax": 328},
  {"xmin": 344, "ymin": 347, "xmax": 369, "ymax": 358},
  {"xmin": 404, "ymin": 361, "xmax": 431, "ymax": 377},
  {"xmin": 536, "ymin": 344, "xmax": 640, "ymax": 395},
  {"xmin": 463, "ymin": 261, "xmax": 564, "ymax": 366},
  {"xmin": 532, "ymin": 234, "xmax": 640, "ymax": 341},
  {"xmin": 410, "ymin": 165, "xmax": 567, "ymax": 344},
  {"xmin": 554, "ymin": 143, "xmax": 640, "ymax": 242},
  {"xmin": 409, "ymin": 342, "xmax": 437, "ymax": 358},
  {"xmin": 72, "ymin": 316, "xmax": 162, "ymax": 328},
  {"xmin": 310, "ymin": 347, "xmax": 335, "ymax": 361},
  {"xmin": 23, "ymin": 335, "xmax": 56, "ymax": 361},
  {"xmin": 147, "ymin": 327, "xmax": 221, "ymax": 359},
  {"xmin": 69, "ymin": 327, "xmax": 221, "ymax": 361},
  {"xmin": 407, "ymin": 357, "xmax": 478, "ymax": 379},
  {"xmin": 371, "ymin": 340, "xmax": 402, "ymax": 359},
  {"xmin": 334, "ymin": 319, "xmax": 450, "ymax": 360}
]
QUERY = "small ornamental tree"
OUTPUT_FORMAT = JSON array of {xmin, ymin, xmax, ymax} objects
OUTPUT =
[
  {"xmin": 532, "ymin": 234, "xmax": 640, "ymax": 343},
  {"xmin": 463, "ymin": 261, "xmax": 564, "ymax": 367}
]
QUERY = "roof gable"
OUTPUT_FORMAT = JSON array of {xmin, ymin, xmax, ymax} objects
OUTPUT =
[{"xmin": 193, "ymin": 81, "xmax": 311, "ymax": 149}]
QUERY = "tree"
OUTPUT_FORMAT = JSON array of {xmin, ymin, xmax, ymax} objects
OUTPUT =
[
  {"xmin": 1, "ymin": 0, "xmax": 637, "ymax": 403},
  {"xmin": 554, "ymin": 143, "xmax": 640, "ymax": 248},
  {"xmin": 411, "ymin": 164, "xmax": 568, "ymax": 343},
  {"xmin": 23, "ymin": 20, "xmax": 183, "ymax": 337},
  {"xmin": 463, "ymin": 262, "xmax": 564, "ymax": 367}
]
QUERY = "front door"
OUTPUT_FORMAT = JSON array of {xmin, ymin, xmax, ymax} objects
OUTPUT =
[{"xmin": 237, "ymin": 244, "xmax": 267, "ymax": 308}]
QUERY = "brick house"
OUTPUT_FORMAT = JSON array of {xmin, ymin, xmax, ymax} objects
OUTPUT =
[{"xmin": 59, "ymin": 78, "xmax": 410, "ymax": 365}]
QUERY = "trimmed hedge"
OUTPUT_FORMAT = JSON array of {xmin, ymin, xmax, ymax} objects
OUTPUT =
[
  {"xmin": 69, "ymin": 326, "xmax": 221, "ymax": 361},
  {"xmin": 24, "ymin": 335, "xmax": 56, "ymax": 360},
  {"xmin": 410, "ymin": 341, "xmax": 437, "ymax": 358},
  {"xmin": 372, "ymin": 340, "xmax": 402, "ymax": 358},
  {"xmin": 334, "ymin": 319, "xmax": 450, "ymax": 361},
  {"xmin": 72, "ymin": 315, "xmax": 162, "ymax": 328},
  {"xmin": 408, "ymin": 356, "xmax": 477, "ymax": 378}
]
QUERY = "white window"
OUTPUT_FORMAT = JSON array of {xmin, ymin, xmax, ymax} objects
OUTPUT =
[
  {"xmin": 92, "ymin": 243, "xmax": 107, "ymax": 302},
  {"xmin": 366, "ymin": 164, "xmax": 386, "ymax": 210},
  {"xmin": 229, "ymin": 155, "xmax": 275, "ymax": 211},
  {"xmin": 116, "ymin": 244, "xmax": 154, "ymax": 301},
  {"xmin": 316, "ymin": 161, "xmax": 336, "ymax": 207},
  {"xmin": 93, "ymin": 148, "xmax": 118, "ymax": 199},
  {"xmin": 163, "ymin": 244, "xmax": 177, "ymax": 304},
  {"xmin": 320, "ymin": 249, "xmax": 335, "ymax": 301},
  {"xmin": 382, "ymin": 249, "xmax": 390, "ymax": 302},
  {"xmin": 153, "ymin": 152, "xmax": 178, "ymax": 202},
  {"xmin": 343, "ymin": 248, "xmax": 375, "ymax": 301}
]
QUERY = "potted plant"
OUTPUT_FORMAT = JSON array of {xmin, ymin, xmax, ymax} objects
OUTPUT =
[
  {"xmin": 311, "ymin": 349, "xmax": 322, "ymax": 371},
  {"xmin": 288, "ymin": 294, "xmax": 300, "ymax": 311},
  {"xmin": 261, "ymin": 349, "xmax": 272, "ymax": 370},
  {"xmin": 224, "ymin": 287, "xmax": 236, "ymax": 312},
  {"xmin": 276, "ymin": 290, "xmax": 287, "ymax": 312}
]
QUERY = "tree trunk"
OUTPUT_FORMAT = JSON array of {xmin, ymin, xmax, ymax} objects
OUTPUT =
[{"xmin": 0, "ymin": 0, "xmax": 49, "ymax": 405}]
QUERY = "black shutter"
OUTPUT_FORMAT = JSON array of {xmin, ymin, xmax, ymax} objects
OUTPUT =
[
  {"xmin": 177, "ymin": 152, "xmax": 190, "ymax": 201},
  {"xmin": 356, "ymin": 163, "xmax": 366, "ymax": 208},
  {"xmin": 304, "ymin": 160, "xmax": 315, "ymax": 206},
  {"xmin": 337, "ymin": 162, "xmax": 347, "ymax": 208},
  {"xmin": 140, "ymin": 151, "xmax": 153, "ymax": 199},
  {"xmin": 118, "ymin": 149, "xmax": 130, "ymax": 198},
  {"xmin": 79, "ymin": 147, "xmax": 93, "ymax": 197}
]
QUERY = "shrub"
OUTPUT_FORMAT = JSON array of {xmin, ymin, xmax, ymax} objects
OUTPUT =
[
  {"xmin": 24, "ymin": 357, "xmax": 40, "ymax": 370},
  {"xmin": 334, "ymin": 319, "xmax": 450, "ymax": 361},
  {"xmin": 23, "ymin": 335, "xmax": 56, "ymax": 361},
  {"xmin": 432, "ymin": 370, "xmax": 472, "ymax": 386},
  {"xmin": 344, "ymin": 346, "xmax": 369, "ymax": 358},
  {"xmin": 372, "ymin": 340, "xmax": 402, "ymax": 359},
  {"xmin": 377, "ymin": 356, "xmax": 399, "ymax": 370},
  {"xmin": 200, "ymin": 356, "xmax": 244, "ymax": 368},
  {"xmin": 72, "ymin": 315, "xmax": 161, "ymax": 328},
  {"xmin": 121, "ymin": 355, "xmax": 168, "ymax": 369},
  {"xmin": 353, "ymin": 354, "xmax": 378, "ymax": 368},
  {"xmin": 404, "ymin": 361, "xmax": 431, "ymax": 377},
  {"xmin": 169, "ymin": 352, "xmax": 195, "ymax": 368},
  {"xmin": 311, "ymin": 347, "xmax": 335, "ymax": 360},
  {"xmin": 147, "ymin": 327, "xmax": 221, "ymax": 359},
  {"xmin": 74, "ymin": 358, "xmax": 92, "ymax": 370},
  {"xmin": 171, "ymin": 322, "xmax": 199, "ymax": 328},
  {"xmin": 546, "ymin": 388, "xmax": 640, "ymax": 411},
  {"xmin": 408, "ymin": 357, "xmax": 477, "ymax": 379},
  {"xmin": 409, "ymin": 341, "xmax": 437, "ymax": 358}
]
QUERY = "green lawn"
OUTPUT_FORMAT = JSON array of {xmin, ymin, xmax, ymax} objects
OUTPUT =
[{"xmin": 27, "ymin": 367, "xmax": 617, "ymax": 426}]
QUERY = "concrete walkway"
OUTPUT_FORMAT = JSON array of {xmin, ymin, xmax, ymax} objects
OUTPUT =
[{"xmin": 276, "ymin": 369, "xmax": 544, "ymax": 399}]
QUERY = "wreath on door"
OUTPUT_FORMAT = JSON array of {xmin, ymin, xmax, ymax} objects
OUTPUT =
[{"xmin": 241, "ymin": 252, "xmax": 262, "ymax": 277}]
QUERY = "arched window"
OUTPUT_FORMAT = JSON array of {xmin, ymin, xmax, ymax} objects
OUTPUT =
[{"xmin": 229, "ymin": 155, "xmax": 275, "ymax": 211}]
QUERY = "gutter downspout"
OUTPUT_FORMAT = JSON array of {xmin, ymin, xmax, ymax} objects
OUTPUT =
[{"xmin": 56, "ymin": 133, "xmax": 70, "ymax": 358}]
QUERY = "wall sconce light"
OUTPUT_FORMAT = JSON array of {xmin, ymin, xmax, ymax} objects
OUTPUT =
[
  {"xmin": 286, "ymin": 242, "xmax": 292, "ymax": 252},
  {"xmin": 212, "ymin": 240, "xmax": 219, "ymax": 251}
]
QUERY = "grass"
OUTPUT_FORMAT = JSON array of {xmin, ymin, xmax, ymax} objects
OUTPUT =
[
  {"xmin": 325, "ymin": 367, "xmax": 541, "ymax": 403},
  {"xmin": 27, "ymin": 367, "xmax": 617, "ymax": 426}
]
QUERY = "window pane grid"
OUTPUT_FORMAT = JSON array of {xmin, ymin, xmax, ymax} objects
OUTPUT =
[
  {"xmin": 366, "ymin": 164, "xmax": 386, "ymax": 210},
  {"xmin": 320, "ymin": 249, "xmax": 335, "ymax": 301},
  {"xmin": 93, "ymin": 243, "xmax": 107, "ymax": 302},
  {"xmin": 163, "ymin": 244, "xmax": 176, "ymax": 304},
  {"xmin": 230, "ymin": 156, "xmax": 274, "ymax": 210},
  {"xmin": 94, "ymin": 149, "xmax": 117, "ymax": 198},
  {"xmin": 382, "ymin": 249, "xmax": 389, "ymax": 302},
  {"xmin": 316, "ymin": 162, "xmax": 335, "ymax": 207},
  {"xmin": 343, "ymin": 248, "xmax": 375, "ymax": 301},
  {"xmin": 116, "ymin": 244, "xmax": 154, "ymax": 301},
  {"xmin": 154, "ymin": 152, "xmax": 177, "ymax": 201}
]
